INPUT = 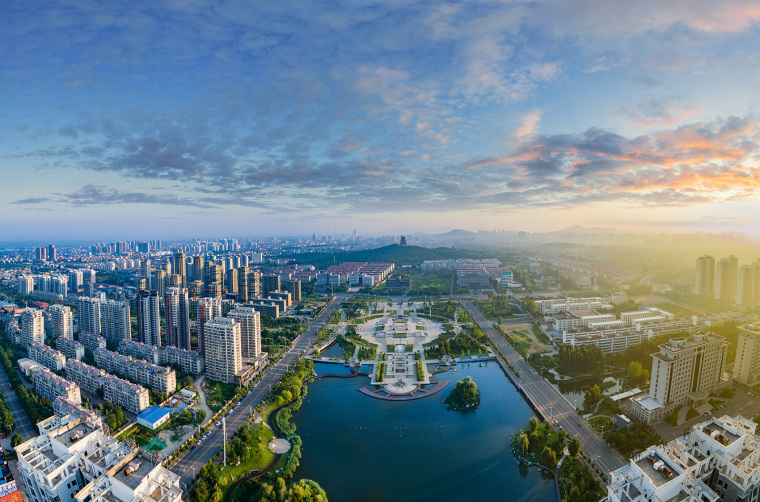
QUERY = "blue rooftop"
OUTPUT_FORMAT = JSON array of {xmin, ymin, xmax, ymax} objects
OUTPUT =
[{"xmin": 137, "ymin": 406, "xmax": 172, "ymax": 424}]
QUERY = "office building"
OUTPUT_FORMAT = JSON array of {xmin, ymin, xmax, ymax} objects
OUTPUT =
[
  {"xmin": 695, "ymin": 254, "xmax": 716, "ymax": 297},
  {"xmin": 102, "ymin": 299, "xmax": 131, "ymax": 345},
  {"xmin": 269, "ymin": 291, "xmax": 291, "ymax": 307},
  {"xmin": 56, "ymin": 337, "xmax": 85, "ymax": 361},
  {"xmin": 204, "ymin": 317, "xmax": 242, "ymax": 384},
  {"xmin": 244, "ymin": 299, "xmax": 280, "ymax": 318},
  {"xmin": 77, "ymin": 297, "xmax": 102, "ymax": 335},
  {"xmin": 715, "ymin": 255, "xmax": 738, "ymax": 302},
  {"xmin": 18, "ymin": 275, "xmax": 34, "ymax": 295},
  {"xmin": 49, "ymin": 304, "xmax": 73, "ymax": 339},
  {"xmin": 228, "ymin": 306, "xmax": 262, "ymax": 359},
  {"xmin": 16, "ymin": 402, "xmax": 181, "ymax": 502},
  {"xmin": 136, "ymin": 290, "xmax": 161, "ymax": 347},
  {"xmin": 165, "ymin": 287, "xmax": 190, "ymax": 350},
  {"xmin": 630, "ymin": 333, "xmax": 729, "ymax": 423},
  {"xmin": 606, "ymin": 415, "xmax": 760, "ymax": 502},
  {"xmin": 196, "ymin": 297, "xmax": 221, "ymax": 355},
  {"xmin": 287, "ymin": 279, "xmax": 301, "ymax": 302},
  {"xmin": 29, "ymin": 342, "xmax": 66, "ymax": 371},
  {"xmin": 735, "ymin": 324, "xmax": 760, "ymax": 386},
  {"xmin": 22, "ymin": 309, "xmax": 45, "ymax": 346},
  {"xmin": 173, "ymin": 252, "xmax": 187, "ymax": 287},
  {"xmin": 262, "ymin": 274, "xmax": 280, "ymax": 296},
  {"xmin": 78, "ymin": 331, "xmax": 106, "ymax": 352},
  {"xmin": 33, "ymin": 368, "xmax": 81, "ymax": 404}
]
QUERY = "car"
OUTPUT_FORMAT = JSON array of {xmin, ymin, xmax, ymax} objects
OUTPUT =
[
  {"xmin": 578, "ymin": 422, "xmax": 582, "ymax": 426},
  {"xmin": 216, "ymin": 421, "xmax": 221, "ymax": 427},
  {"xmin": 237, "ymin": 401, "xmax": 242, "ymax": 406}
]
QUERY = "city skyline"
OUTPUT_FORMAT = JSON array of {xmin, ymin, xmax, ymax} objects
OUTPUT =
[{"xmin": 4, "ymin": 1, "xmax": 760, "ymax": 240}]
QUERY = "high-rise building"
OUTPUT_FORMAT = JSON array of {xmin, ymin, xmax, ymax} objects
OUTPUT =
[
  {"xmin": 630, "ymin": 332, "xmax": 728, "ymax": 423},
  {"xmin": 715, "ymin": 255, "xmax": 738, "ymax": 302},
  {"xmin": 18, "ymin": 275, "xmax": 34, "ymax": 295},
  {"xmin": 153, "ymin": 269, "xmax": 168, "ymax": 299},
  {"xmin": 173, "ymin": 252, "xmax": 187, "ymax": 287},
  {"xmin": 48, "ymin": 244, "xmax": 57, "ymax": 261},
  {"xmin": 204, "ymin": 317, "xmax": 242, "ymax": 384},
  {"xmin": 206, "ymin": 263, "xmax": 223, "ymax": 288},
  {"xmin": 248, "ymin": 270, "xmax": 261, "ymax": 299},
  {"xmin": 228, "ymin": 306, "xmax": 262, "ymax": 359},
  {"xmin": 69, "ymin": 269, "xmax": 83, "ymax": 293},
  {"xmin": 237, "ymin": 266, "xmax": 250, "ymax": 302},
  {"xmin": 136, "ymin": 290, "xmax": 161, "ymax": 347},
  {"xmin": 170, "ymin": 274, "xmax": 182, "ymax": 287},
  {"xmin": 695, "ymin": 254, "xmax": 716, "ymax": 297},
  {"xmin": 22, "ymin": 309, "xmax": 45, "ymax": 346},
  {"xmin": 49, "ymin": 304, "xmax": 74, "ymax": 339},
  {"xmin": 262, "ymin": 274, "xmax": 280, "ymax": 297},
  {"xmin": 737, "ymin": 264, "xmax": 756, "ymax": 309},
  {"xmin": 205, "ymin": 281, "xmax": 223, "ymax": 300},
  {"xmin": 102, "ymin": 299, "xmax": 131, "ymax": 345},
  {"xmin": 141, "ymin": 259, "xmax": 152, "ymax": 290},
  {"xmin": 193, "ymin": 255, "xmax": 204, "ymax": 283},
  {"xmin": 165, "ymin": 287, "xmax": 190, "ymax": 350},
  {"xmin": 735, "ymin": 323, "xmax": 760, "ymax": 386},
  {"xmin": 226, "ymin": 268, "xmax": 238, "ymax": 295},
  {"xmin": 77, "ymin": 297, "xmax": 102, "ymax": 335},
  {"xmin": 196, "ymin": 297, "xmax": 222, "ymax": 355},
  {"xmin": 35, "ymin": 246, "xmax": 47, "ymax": 261},
  {"xmin": 287, "ymin": 279, "xmax": 302, "ymax": 302}
]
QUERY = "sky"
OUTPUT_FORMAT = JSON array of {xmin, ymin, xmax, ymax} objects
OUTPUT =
[{"xmin": 3, "ymin": 1, "xmax": 760, "ymax": 241}]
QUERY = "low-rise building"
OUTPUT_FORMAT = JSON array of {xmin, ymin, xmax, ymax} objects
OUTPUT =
[
  {"xmin": 28, "ymin": 341, "xmax": 66, "ymax": 371},
  {"xmin": 102, "ymin": 374, "xmax": 150, "ymax": 413},
  {"xmin": 94, "ymin": 349, "xmax": 176, "ymax": 394},
  {"xmin": 78, "ymin": 330, "xmax": 106, "ymax": 352},
  {"xmin": 56, "ymin": 336, "xmax": 84, "ymax": 361},
  {"xmin": 136, "ymin": 406, "xmax": 172, "ymax": 430},
  {"xmin": 33, "ymin": 367, "xmax": 81, "ymax": 404},
  {"xmin": 65, "ymin": 359, "xmax": 107, "ymax": 395}
]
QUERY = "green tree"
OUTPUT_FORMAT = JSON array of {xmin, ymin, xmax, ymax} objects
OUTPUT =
[
  {"xmin": 557, "ymin": 428, "xmax": 567, "ymax": 444},
  {"xmin": 523, "ymin": 299, "xmax": 538, "ymax": 315},
  {"xmin": 11, "ymin": 434, "xmax": 23, "ymax": 447},
  {"xmin": 182, "ymin": 375, "xmax": 194, "ymax": 389},
  {"xmin": 568, "ymin": 437, "xmax": 581, "ymax": 457},
  {"xmin": 528, "ymin": 416, "xmax": 538, "ymax": 434},
  {"xmin": 541, "ymin": 446, "xmax": 556, "ymax": 467},
  {"xmin": 583, "ymin": 384, "xmax": 603, "ymax": 410},
  {"xmin": 519, "ymin": 433, "xmax": 530, "ymax": 455}
]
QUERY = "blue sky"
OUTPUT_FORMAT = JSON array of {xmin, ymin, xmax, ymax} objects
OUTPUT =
[{"xmin": 3, "ymin": 1, "xmax": 760, "ymax": 240}]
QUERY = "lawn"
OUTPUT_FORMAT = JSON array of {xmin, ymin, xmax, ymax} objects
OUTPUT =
[
  {"xmin": 647, "ymin": 302, "xmax": 701, "ymax": 319},
  {"xmin": 117, "ymin": 424, "xmax": 158, "ymax": 448},
  {"xmin": 218, "ymin": 423, "xmax": 276, "ymax": 497},
  {"xmin": 205, "ymin": 380, "xmax": 240, "ymax": 408}
]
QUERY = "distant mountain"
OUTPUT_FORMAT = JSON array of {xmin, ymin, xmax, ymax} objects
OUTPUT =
[
  {"xmin": 430, "ymin": 229, "xmax": 477, "ymax": 238},
  {"xmin": 280, "ymin": 244, "xmax": 493, "ymax": 267}
]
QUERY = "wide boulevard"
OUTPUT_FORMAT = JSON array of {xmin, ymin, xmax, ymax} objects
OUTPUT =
[
  {"xmin": 170, "ymin": 294, "xmax": 345, "ymax": 486},
  {"xmin": 460, "ymin": 300, "xmax": 627, "ymax": 476}
]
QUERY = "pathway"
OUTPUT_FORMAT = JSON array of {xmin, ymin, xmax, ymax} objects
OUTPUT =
[
  {"xmin": 555, "ymin": 453, "xmax": 568, "ymax": 502},
  {"xmin": 159, "ymin": 377, "xmax": 214, "ymax": 457},
  {"xmin": 0, "ymin": 364, "xmax": 35, "ymax": 440}
]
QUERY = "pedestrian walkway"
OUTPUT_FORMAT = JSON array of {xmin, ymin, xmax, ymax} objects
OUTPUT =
[
  {"xmin": 554, "ymin": 453, "xmax": 568, "ymax": 501},
  {"xmin": 0, "ymin": 365, "xmax": 35, "ymax": 440}
]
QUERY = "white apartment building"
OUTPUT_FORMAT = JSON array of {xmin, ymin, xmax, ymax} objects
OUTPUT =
[
  {"xmin": 735, "ymin": 323, "xmax": 760, "ymax": 386},
  {"xmin": 77, "ymin": 297, "xmax": 102, "ymax": 335},
  {"xmin": 631, "ymin": 333, "xmax": 729, "ymax": 423},
  {"xmin": 65, "ymin": 359, "xmax": 107, "ymax": 395},
  {"xmin": 607, "ymin": 415, "xmax": 760, "ymax": 502},
  {"xmin": 48, "ymin": 304, "xmax": 73, "ymax": 339},
  {"xmin": 102, "ymin": 299, "xmax": 131, "ymax": 345},
  {"xmin": 118, "ymin": 339, "xmax": 160, "ymax": 363},
  {"xmin": 118, "ymin": 340, "xmax": 204, "ymax": 375},
  {"xmin": 29, "ymin": 341, "xmax": 66, "ymax": 372},
  {"xmin": 102, "ymin": 374, "xmax": 150, "ymax": 413},
  {"xmin": 78, "ymin": 330, "xmax": 106, "ymax": 351},
  {"xmin": 136, "ymin": 290, "xmax": 161, "ymax": 347},
  {"xmin": 55, "ymin": 337, "xmax": 84, "ymax": 361},
  {"xmin": 196, "ymin": 297, "xmax": 221, "ymax": 356},
  {"xmin": 18, "ymin": 275, "xmax": 34, "ymax": 295},
  {"xmin": 16, "ymin": 405, "xmax": 181, "ymax": 502},
  {"xmin": 165, "ymin": 288, "xmax": 190, "ymax": 350},
  {"xmin": 204, "ymin": 317, "xmax": 242, "ymax": 384},
  {"xmin": 228, "ymin": 306, "xmax": 262, "ymax": 359},
  {"xmin": 22, "ymin": 309, "xmax": 45, "ymax": 346},
  {"xmin": 94, "ymin": 349, "xmax": 176, "ymax": 395},
  {"xmin": 33, "ymin": 367, "xmax": 81, "ymax": 404}
]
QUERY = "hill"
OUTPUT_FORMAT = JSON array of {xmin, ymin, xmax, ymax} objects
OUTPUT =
[{"xmin": 278, "ymin": 244, "xmax": 494, "ymax": 267}]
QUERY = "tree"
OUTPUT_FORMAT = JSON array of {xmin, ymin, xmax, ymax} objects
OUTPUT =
[
  {"xmin": 182, "ymin": 375, "xmax": 194, "ymax": 389},
  {"xmin": 568, "ymin": 437, "xmax": 581, "ymax": 457},
  {"xmin": 541, "ymin": 446, "xmax": 556, "ymax": 467},
  {"xmin": 583, "ymin": 384, "xmax": 603, "ymax": 410},
  {"xmin": 518, "ymin": 433, "xmax": 530, "ymax": 455},
  {"xmin": 523, "ymin": 300, "xmax": 538, "ymax": 316},
  {"xmin": 11, "ymin": 434, "xmax": 23, "ymax": 447},
  {"xmin": 528, "ymin": 416, "xmax": 538, "ymax": 434},
  {"xmin": 557, "ymin": 428, "xmax": 567, "ymax": 444}
]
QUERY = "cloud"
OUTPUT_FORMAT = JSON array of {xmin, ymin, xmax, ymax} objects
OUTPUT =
[
  {"xmin": 11, "ymin": 197, "xmax": 50, "ymax": 204},
  {"xmin": 614, "ymin": 97, "xmax": 704, "ymax": 127},
  {"xmin": 62, "ymin": 184, "xmax": 216, "ymax": 208}
]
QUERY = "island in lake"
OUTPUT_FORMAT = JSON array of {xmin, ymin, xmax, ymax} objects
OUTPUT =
[{"xmin": 444, "ymin": 376, "xmax": 480, "ymax": 410}]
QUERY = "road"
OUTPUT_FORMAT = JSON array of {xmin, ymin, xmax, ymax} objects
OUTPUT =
[
  {"xmin": 0, "ymin": 365, "xmax": 36, "ymax": 440},
  {"xmin": 460, "ymin": 300, "xmax": 627, "ymax": 476},
  {"xmin": 170, "ymin": 295, "xmax": 345, "ymax": 486}
]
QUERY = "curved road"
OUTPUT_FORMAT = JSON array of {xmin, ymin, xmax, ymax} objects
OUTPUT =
[
  {"xmin": 460, "ymin": 300, "xmax": 626, "ymax": 477},
  {"xmin": 169, "ymin": 295, "xmax": 345, "ymax": 486}
]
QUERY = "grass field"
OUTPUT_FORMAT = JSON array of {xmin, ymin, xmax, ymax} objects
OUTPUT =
[
  {"xmin": 218, "ymin": 422, "xmax": 277, "ymax": 497},
  {"xmin": 647, "ymin": 302, "xmax": 701, "ymax": 318}
]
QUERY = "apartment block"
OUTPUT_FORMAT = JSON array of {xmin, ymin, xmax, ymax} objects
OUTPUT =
[
  {"xmin": 65, "ymin": 359, "xmax": 107, "ymax": 395},
  {"xmin": 165, "ymin": 287, "xmax": 190, "ymax": 350},
  {"xmin": 102, "ymin": 374, "xmax": 150, "ymax": 413},
  {"xmin": 228, "ymin": 306, "xmax": 262, "ymax": 359},
  {"xmin": 735, "ymin": 323, "xmax": 760, "ymax": 386},
  {"xmin": 269, "ymin": 291, "xmax": 291, "ymax": 307},
  {"xmin": 715, "ymin": 255, "xmax": 738, "ymax": 302},
  {"xmin": 118, "ymin": 339, "xmax": 159, "ymax": 364},
  {"xmin": 196, "ymin": 297, "xmax": 221, "ymax": 356},
  {"xmin": 204, "ymin": 317, "xmax": 242, "ymax": 384},
  {"xmin": 287, "ymin": 278, "xmax": 301, "ymax": 302},
  {"xmin": 56, "ymin": 336, "xmax": 84, "ymax": 361},
  {"xmin": 631, "ymin": 333, "xmax": 729, "ymax": 423},
  {"xmin": 136, "ymin": 290, "xmax": 161, "ymax": 347},
  {"xmin": 78, "ymin": 330, "xmax": 106, "ymax": 351},
  {"xmin": 244, "ymin": 299, "xmax": 280, "ymax": 318},
  {"xmin": 101, "ymin": 299, "xmax": 131, "ymax": 345},
  {"xmin": 29, "ymin": 341, "xmax": 66, "ymax": 371},
  {"xmin": 94, "ymin": 349, "xmax": 176, "ymax": 395},
  {"xmin": 76, "ymin": 297, "xmax": 102, "ymax": 335},
  {"xmin": 22, "ymin": 309, "xmax": 45, "ymax": 346},
  {"xmin": 159, "ymin": 346, "xmax": 204, "ymax": 375},
  {"xmin": 607, "ymin": 415, "xmax": 760, "ymax": 502},
  {"xmin": 16, "ymin": 404, "xmax": 181, "ymax": 502},
  {"xmin": 33, "ymin": 367, "xmax": 81, "ymax": 404},
  {"xmin": 18, "ymin": 275, "xmax": 34, "ymax": 295},
  {"xmin": 48, "ymin": 304, "xmax": 73, "ymax": 339}
]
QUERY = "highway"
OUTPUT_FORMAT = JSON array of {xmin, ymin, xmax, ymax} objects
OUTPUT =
[
  {"xmin": 460, "ymin": 300, "xmax": 627, "ymax": 476},
  {"xmin": 169, "ymin": 295, "xmax": 344, "ymax": 486}
]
